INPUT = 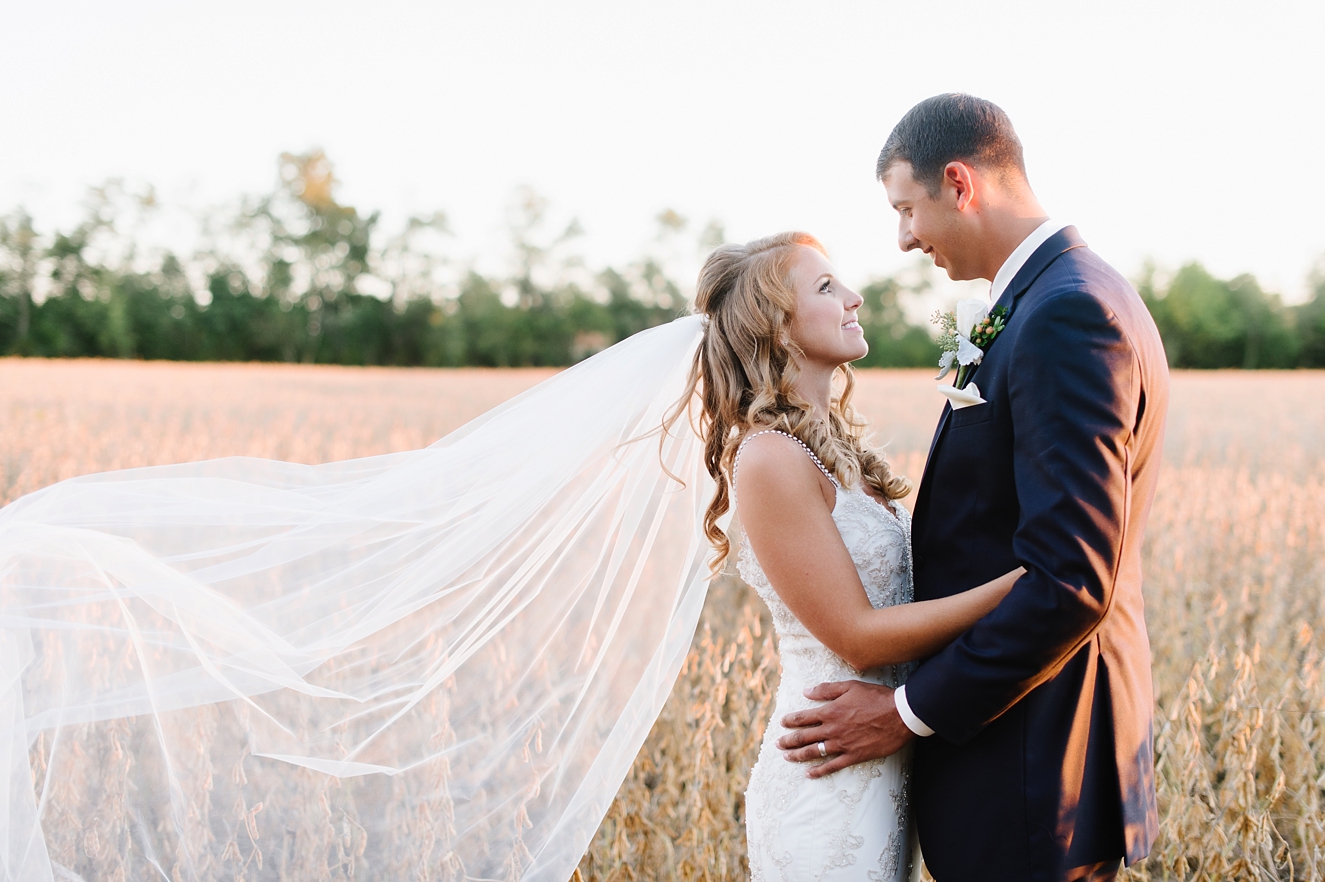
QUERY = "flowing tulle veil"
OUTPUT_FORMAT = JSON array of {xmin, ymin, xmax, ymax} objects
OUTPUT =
[{"xmin": 0, "ymin": 315, "xmax": 718, "ymax": 881}]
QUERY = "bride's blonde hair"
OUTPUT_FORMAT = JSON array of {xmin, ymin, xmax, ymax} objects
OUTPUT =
[{"xmin": 667, "ymin": 232, "xmax": 911, "ymax": 573}]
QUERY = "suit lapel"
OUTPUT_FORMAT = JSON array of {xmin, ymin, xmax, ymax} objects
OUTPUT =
[
  {"xmin": 922, "ymin": 404, "xmax": 952, "ymax": 478},
  {"xmin": 991, "ymin": 225, "xmax": 1088, "ymax": 324},
  {"xmin": 915, "ymin": 226, "xmax": 1090, "ymax": 506}
]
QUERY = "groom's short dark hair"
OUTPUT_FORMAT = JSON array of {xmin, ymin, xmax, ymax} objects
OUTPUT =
[{"xmin": 876, "ymin": 94, "xmax": 1027, "ymax": 196}]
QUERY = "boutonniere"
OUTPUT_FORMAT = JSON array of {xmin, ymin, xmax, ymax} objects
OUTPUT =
[{"xmin": 933, "ymin": 298, "xmax": 1008, "ymax": 409}]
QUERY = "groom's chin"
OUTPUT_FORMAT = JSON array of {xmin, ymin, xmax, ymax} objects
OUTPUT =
[
  {"xmin": 929, "ymin": 255, "xmax": 964, "ymax": 281},
  {"xmin": 938, "ymin": 264, "xmax": 978, "ymax": 283}
]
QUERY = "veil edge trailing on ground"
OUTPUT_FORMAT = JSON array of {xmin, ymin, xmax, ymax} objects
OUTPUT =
[{"xmin": 0, "ymin": 314, "xmax": 720, "ymax": 882}]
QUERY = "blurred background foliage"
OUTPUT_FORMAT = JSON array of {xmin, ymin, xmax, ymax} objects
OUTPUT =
[{"xmin": 0, "ymin": 151, "xmax": 1321, "ymax": 369}]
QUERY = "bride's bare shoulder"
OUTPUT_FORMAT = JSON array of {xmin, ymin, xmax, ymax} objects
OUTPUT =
[{"xmin": 733, "ymin": 432, "xmax": 834, "ymax": 511}]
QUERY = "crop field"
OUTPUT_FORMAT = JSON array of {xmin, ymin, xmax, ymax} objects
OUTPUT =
[{"xmin": 2, "ymin": 358, "xmax": 1324, "ymax": 880}]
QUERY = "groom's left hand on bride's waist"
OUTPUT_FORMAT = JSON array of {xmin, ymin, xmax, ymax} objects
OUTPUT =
[{"xmin": 776, "ymin": 680, "xmax": 915, "ymax": 778}]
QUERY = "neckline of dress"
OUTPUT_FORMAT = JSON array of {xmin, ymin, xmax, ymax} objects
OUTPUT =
[{"xmin": 834, "ymin": 483, "xmax": 902, "ymax": 522}]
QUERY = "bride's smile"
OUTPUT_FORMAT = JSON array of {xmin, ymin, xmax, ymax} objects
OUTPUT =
[{"xmin": 785, "ymin": 245, "xmax": 869, "ymax": 375}]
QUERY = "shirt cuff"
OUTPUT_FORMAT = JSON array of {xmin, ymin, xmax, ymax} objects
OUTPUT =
[{"xmin": 894, "ymin": 684, "xmax": 934, "ymax": 737}]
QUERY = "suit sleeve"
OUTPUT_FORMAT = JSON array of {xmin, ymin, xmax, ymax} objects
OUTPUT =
[{"xmin": 903, "ymin": 289, "xmax": 1139, "ymax": 743}]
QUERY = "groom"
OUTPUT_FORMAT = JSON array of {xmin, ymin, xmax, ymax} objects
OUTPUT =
[{"xmin": 777, "ymin": 94, "xmax": 1168, "ymax": 882}]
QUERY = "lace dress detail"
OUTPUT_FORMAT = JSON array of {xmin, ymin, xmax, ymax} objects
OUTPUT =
[{"xmin": 736, "ymin": 431, "xmax": 918, "ymax": 882}]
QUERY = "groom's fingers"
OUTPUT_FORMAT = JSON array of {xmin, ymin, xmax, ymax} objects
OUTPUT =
[
  {"xmin": 802, "ymin": 680, "xmax": 853, "ymax": 702},
  {"xmin": 781, "ymin": 739, "xmax": 831, "ymax": 764},
  {"xmin": 780, "ymin": 739, "xmax": 863, "ymax": 777},
  {"xmin": 776, "ymin": 724, "xmax": 824, "ymax": 752},
  {"xmin": 806, "ymin": 753, "xmax": 857, "ymax": 778},
  {"xmin": 777, "ymin": 708, "xmax": 823, "ymax": 734},
  {"xmin": 777, "ymin": 679, "xmax": 855, "ymax": 735}
]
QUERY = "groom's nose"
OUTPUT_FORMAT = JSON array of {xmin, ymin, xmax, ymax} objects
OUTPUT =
[{"xmin": 898, "ymin": 223, "xmax": 920, "ymax": 253}]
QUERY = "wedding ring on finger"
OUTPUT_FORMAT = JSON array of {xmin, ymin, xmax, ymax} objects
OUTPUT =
[{"xmin": 816, "ymin": 741, "xmax": 828, "ymax": 758}]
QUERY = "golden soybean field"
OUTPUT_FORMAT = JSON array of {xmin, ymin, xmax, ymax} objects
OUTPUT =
[{"xmin": 2, "ymin": 359, "xmax": 1323, "ymax": 881}]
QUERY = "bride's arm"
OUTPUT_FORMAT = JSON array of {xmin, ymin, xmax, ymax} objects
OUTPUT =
[
  {"xmin": 736, "ymin": 434, "xmax": 1023, "ymax": 671},
  {"xmin": 851, "ymin": 568, "xmax": 1022, "ymax": 669}
]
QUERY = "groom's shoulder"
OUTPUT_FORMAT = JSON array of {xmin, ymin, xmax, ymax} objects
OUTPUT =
[
  {"xmin": 1029, "ymin": 246, "xmax": 1146, "ymax": 321},
  {"xmin": 1045, "ymin": 243, "xmax": 1132, "ymax": 297},
  {"xmin": 1020, "ymin": 246, "xmax": 1161, "ymax": 357}
]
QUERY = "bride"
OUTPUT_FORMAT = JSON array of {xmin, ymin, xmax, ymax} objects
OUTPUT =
[
  {"xmin": 676, "ymin": 232, "xmax": 1020, "ymax": 880},
  {"xmin": 0, "ymin": 231, "xmax": 1016, "ymax": 882}
]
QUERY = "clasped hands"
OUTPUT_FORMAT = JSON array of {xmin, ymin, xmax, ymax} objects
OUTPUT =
[{"xmin": 776, "ymin": 679, "xmax": 916, "ymax": 778}]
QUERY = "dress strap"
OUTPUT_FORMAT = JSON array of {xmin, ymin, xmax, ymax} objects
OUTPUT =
[{"xmin": 733, "ymin": 429, "xmax": 840, "ymax": 487}]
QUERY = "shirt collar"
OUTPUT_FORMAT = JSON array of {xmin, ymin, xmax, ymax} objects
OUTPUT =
[{"xmin": 989, "ymin": 218, "xmax": 1069, "ymax": 302}]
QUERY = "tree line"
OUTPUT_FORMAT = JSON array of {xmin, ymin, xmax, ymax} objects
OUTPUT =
[
  {"xmin": 1, "ymin": 152, "xmax": 1322, "ymax": 369},
  {"xmin": 1138, "ymin": 263, "xmax": 1325, "ymax": 369}
]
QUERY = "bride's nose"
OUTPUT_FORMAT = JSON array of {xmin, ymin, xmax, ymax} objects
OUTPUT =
[{"xmin": 844, "ymin": 287, "xmax": 864, "ymax": 310}]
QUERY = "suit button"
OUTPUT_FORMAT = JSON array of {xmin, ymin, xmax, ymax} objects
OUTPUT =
[{"xmin": 914, "ymin": 554, "xmax": 926, "ymax": 568}]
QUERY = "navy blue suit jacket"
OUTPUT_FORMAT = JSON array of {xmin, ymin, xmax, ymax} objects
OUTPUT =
[{"xmin": 906, "ymin": 227, "xmax": 1167, "ymax": 881}]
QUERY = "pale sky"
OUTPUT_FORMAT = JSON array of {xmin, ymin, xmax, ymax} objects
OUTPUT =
[{"xmin": 2, "ymin": 0, "xmax": 1322, "ymax": 303}]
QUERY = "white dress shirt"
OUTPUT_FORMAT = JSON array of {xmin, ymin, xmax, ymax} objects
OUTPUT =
[
  {"xmin": 988, "ymin": 218, "xmax": 1068, "ymax": 303},
  {"xmin": 893, "ymin": 217, "xmax": 1069, "ymax": 739}
]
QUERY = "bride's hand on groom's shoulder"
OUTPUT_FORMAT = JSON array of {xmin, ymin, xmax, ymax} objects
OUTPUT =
[{"xmin": 775, "ymin": 680, "xmax": 915, "ymax": 778}]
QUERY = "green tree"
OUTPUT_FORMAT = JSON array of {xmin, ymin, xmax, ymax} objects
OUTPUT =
[
  {"xmin": 0, "ymin": 211, "xmax": 38, "ymax": 354},
  {"xmin": 598, "ymin": 267, "xmax": 677, "ymax": 344},
  {"xmin": 1140, "ymin": 262, "xmax": 1298, "ymax": 368},
  {"xmin": 1296, "ymin": 262, "xmax": 1325, "ymax": 367},
  {"xmin": 243, "ymin": 150, "xmax": 381, "ymax": 363}
]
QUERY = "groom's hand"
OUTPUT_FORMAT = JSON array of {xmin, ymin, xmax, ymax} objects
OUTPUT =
[{"xmin": 776, "ymin": 680, "xmax": 915, "ymax": 778}]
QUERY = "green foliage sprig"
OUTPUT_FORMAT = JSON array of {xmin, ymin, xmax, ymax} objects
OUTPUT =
[
  {"xmin": 933, "ymin": 309, "xmax": 958, "ymax": 353},
  {"xmin": 968, "ymin": 306, "xmax": 1007, "ymax": 348}
]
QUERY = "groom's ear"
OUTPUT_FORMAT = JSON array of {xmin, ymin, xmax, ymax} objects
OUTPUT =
[{"xmin": 943, "ymin": 161, "xmax": 977, "ymax": 212}]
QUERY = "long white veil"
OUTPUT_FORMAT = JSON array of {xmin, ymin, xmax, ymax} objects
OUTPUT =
[{"xmin": 0, "ymin": 315, "xmax": 717, "ymax": 881}]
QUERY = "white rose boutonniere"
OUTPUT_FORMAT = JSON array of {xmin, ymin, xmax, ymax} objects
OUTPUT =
[{"xmin": 932, "ymin": 298, "xmax": 1008, "ymax": 409}]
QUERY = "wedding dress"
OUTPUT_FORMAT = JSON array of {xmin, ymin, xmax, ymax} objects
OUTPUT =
[{"xmin": 736, "ymin": 431, "xmax": 919, "ymax": 882}]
